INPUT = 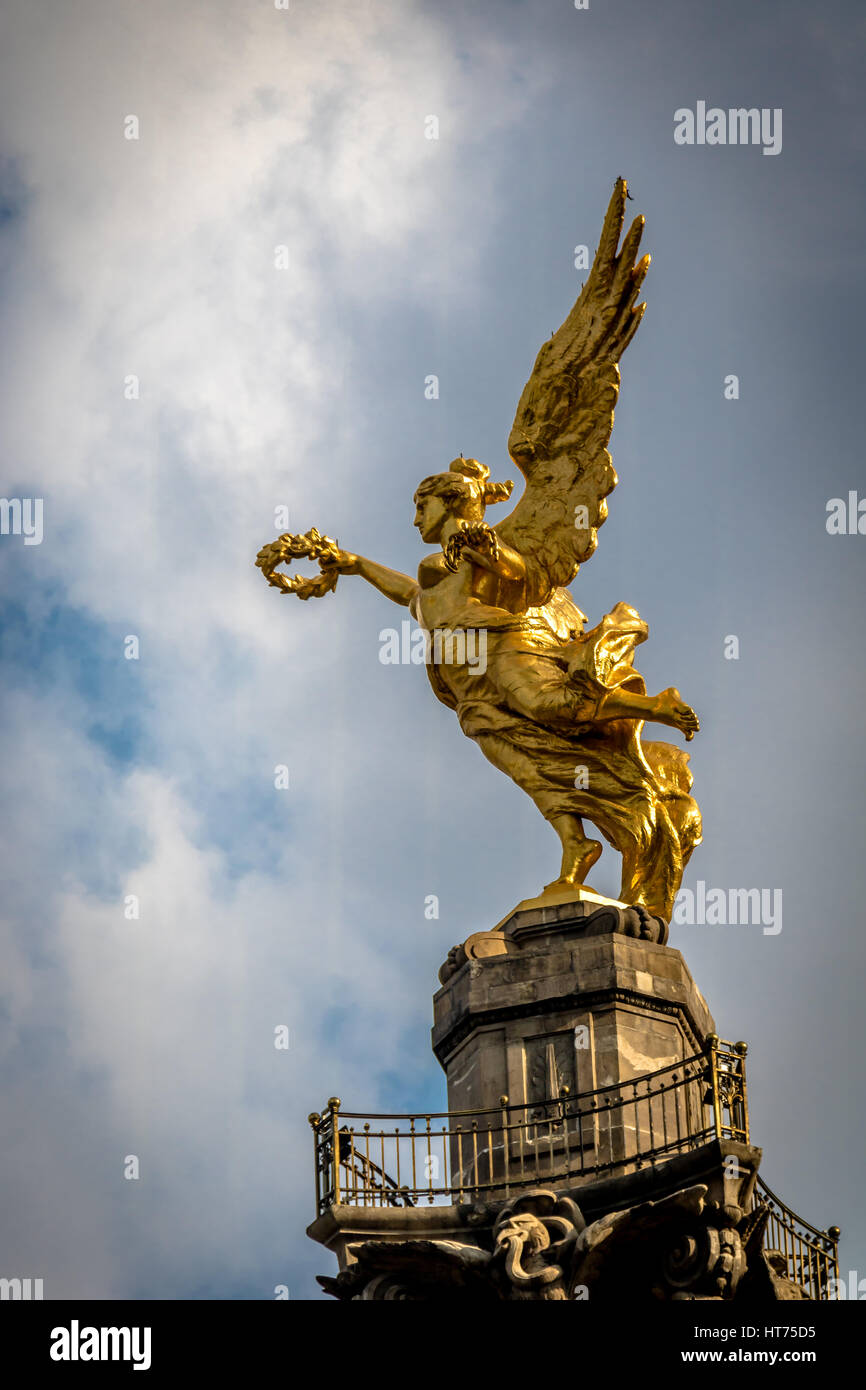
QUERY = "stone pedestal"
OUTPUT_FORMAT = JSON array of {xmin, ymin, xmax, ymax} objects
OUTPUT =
[
  {"xmin": 436, "ymin": 895, "xmax": 711, "ymax": 1109},
  {"xmin": 307, "ymin": 887, "xmax": 837, "ymax": 1301},
  {"xmin": 309, "ymin": 1138, "xmax": 795, "ymax": 1302}
]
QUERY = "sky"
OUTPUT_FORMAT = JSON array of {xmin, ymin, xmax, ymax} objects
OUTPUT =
[{"xmin": 0, "ymin": 0, "xmax": 864, "ymax": 1300}]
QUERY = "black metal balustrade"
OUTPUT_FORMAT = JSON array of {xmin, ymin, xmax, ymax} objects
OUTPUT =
[
  {"xmin": 310, "ymin": 1036, "xmax": 746, "ymax": 1210},
  {"xmin": 309, "ymin": 1034, "xmax": 840, "ymax": 1299},
  {"xmin": 751, "ymin": 1175, "xmax": 841, "ymax": 1303}
]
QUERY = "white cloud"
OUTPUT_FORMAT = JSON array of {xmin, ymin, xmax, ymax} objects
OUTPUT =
[{"xmin": 0, "ymin": 0, "xmax": 552, "ymax": 1296}]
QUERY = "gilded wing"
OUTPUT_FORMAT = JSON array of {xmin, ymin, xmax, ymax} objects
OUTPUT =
[{"xmin": 497, "ymin": 178, "xmax": 649, "ymax": 607}]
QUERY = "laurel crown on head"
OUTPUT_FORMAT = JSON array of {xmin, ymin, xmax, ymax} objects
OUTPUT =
[{"xmin": 416, "ymin": 458, "xmax": 513, "ymax": 516}]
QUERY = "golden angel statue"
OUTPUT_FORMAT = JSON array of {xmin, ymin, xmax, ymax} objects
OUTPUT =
[{"xmin": 257, "ymin": 180, "xmax": 701, "ymax": 923}]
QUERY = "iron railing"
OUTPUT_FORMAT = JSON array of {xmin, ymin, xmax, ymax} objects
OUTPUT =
[
  {"xmin": 751, "ymin": 1174, "xmax": 841, "ymax": 1301},
  {"xmin": 309, "ymin": 1036, "xmax": 747, "ymax": 1211},
  {"xmin": 309, "ymin": 1034, "xmax": 840, "ymax": 1299}
]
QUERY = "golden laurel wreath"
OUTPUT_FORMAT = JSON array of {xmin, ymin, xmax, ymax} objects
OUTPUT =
[
  {"xmin": 255, "ymin": 528, "xmax": 341, "ymax": 600},
  {"xmin": 443, "ymin": 521, "xmax": 501, "ymax": 573}
]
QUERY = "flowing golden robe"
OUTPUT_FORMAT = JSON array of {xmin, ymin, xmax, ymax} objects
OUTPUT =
[{"xmin": 411, "ymin": 562, "xmax": 701, "ymax": 921}]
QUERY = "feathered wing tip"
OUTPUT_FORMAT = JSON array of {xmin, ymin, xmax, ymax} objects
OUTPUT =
[
  {"xmin": 569, "ymin": 176, "xmax": 649, "ymax": 358},
  {"xmin": 497, "ymin": 178, "xmax": 651, "ymax": 599},
  {"xmin": 582, "ymin": 176, "xmax": 650, "ymax": 361},
  {"xmin": 507, "ymin": 177, "xmax": 649, "ymax": 467}
]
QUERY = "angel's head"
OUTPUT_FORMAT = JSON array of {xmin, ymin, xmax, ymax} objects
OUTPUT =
[{"xmin": 413, "ymin": 458, "xmax": 513, "ymax": 543}]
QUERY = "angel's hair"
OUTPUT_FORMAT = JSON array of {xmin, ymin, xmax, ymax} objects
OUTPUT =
[{"xmin": 415, "ymin": 458, "xmax": 513, "ymax": 518}]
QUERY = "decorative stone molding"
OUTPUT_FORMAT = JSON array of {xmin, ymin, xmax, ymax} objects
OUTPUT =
[
  {"xmin": 439, "ymin": 902, "xmax": 668, "ymax": 986},
  {"xmin": 316, "ymin": 1174, "xmax": 804, "ymax": 1303}
]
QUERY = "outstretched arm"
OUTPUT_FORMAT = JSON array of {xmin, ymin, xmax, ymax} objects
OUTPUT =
[{"xmin": 320, "ymin": 548, "xmax": 418, "ymax": 608}]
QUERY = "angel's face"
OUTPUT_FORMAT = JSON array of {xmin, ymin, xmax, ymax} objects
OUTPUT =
[{"xmin": 413, "ymin": 489, "xmax": 449, "ymax": 543}]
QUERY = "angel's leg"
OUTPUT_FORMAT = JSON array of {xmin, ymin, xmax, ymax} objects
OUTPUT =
[
  {"xmin": 594, "ymin": 686, "xmax": 700, "ymax": 741},
  {"xmin": 492, "ymin": 645, "xmax": 598, "ymax": 729},
  {"xmin": 468, "ymin": 726, "xmax": 604, "ymax": 889},
  {"xmin": 493, "ymin": 638, "xmax": 700, "ymax": 742},
  {"xmin": 547, "ymin": 814, "xmax": 602, "ymax": 889}
]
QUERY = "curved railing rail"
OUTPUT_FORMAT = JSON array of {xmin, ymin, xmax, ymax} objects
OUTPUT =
[
  {"xmin": 309, "ymin": 1034, "xmax": 839, "ymax": 1299},
  {"xmin": 308, "ymin": 1035, "xmax": 747, "ymax": 1211},
  {"xmin": 751, "ymin": 1174, "xmax": 841, "ymax": 1301}
]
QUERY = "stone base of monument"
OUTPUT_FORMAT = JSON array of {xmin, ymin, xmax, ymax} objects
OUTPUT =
[
  {"xmin": 306, "ymin": 894, "xmax": 838, "ymax": 1301},
  {"xmin": 308, "ymin": 1138, "xmax": 808, "ymax": 1301},
  {"xmin": 434, "ymin": 893, "xmax": 712, "ymax": 1124}
]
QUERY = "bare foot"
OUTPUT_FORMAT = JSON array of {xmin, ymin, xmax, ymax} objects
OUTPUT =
[
  {"xmin": 555, "ymin": 836, "xmax": 603, "ymax": 886},
  {"xmin": 654, "ymin": 687, "xmax": 700, "ymax": 741}
]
